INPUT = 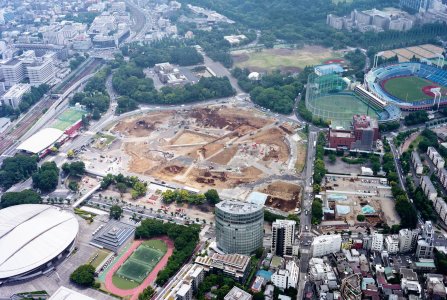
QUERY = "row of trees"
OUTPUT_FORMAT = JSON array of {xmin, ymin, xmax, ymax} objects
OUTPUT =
[
  {"xmin": 404, "ymin": 111, "xmax": 429, "ymax": 126},
  {"xmin": 62, "ymin": 161, "xmax": 86, "ymax": 178},
  {"xmin": 161, "ymin": 188, "xmax": 221, "ymax": 205},
  {"xmin": 0, "ymin": 154, "xmax": 38, "ymax": 190},
  {"xmin": 135, "ymin": 219, "xmax": 200, "ymax": 285},
  {"xmin": 100, "ymin": 173, "xmax": 147, "ymax": 199},
  {"xmin": 0, "ymin": 189, "xmax": 42, "ymax": 209}
]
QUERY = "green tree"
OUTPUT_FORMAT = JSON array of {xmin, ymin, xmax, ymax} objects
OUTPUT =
[
  {"xmin": 328, "ymin": 153, "xmax": 336, "ymax": 164},
  {"xmin": 138, "ymin": 286, "xmax": 155, "ymax": 300},
  {"xmin": 116, "ymin": 182, "xmax": 127, "ymax": 194},
  {"xmin": 357, "ymin": 214, "xmax": 365, "ymax": 222},
  {"xmin": 204, "ymin": 189, "xmax": 220, "ymax": 205},
  {"xmin": 0, "ymin": 154, "xmax": 38, "ymax": 189},
  {"xmin": 70, "ymin": 264, "xmax": 95, "ymax": 287},
  {"xmin": 110, "ymin": 205, "xmax": 123, "ymax": 220},
  {"xmin": 32, "ymin": 162, "xmax": 59, "ymax": 193},
  {"xmin": 0, "ymin": 190, "xmax": 42, "ymax": 208}
]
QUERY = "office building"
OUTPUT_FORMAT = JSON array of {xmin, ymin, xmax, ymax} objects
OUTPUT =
[
  {"xmin": 416, "ymin": 221, "xmax": 434, "ymax": 259},
  {"xmin": 385, "ymin": 235, "xmax": 399, "ymax": 254},
  {"xmin": 215, "ymin": 200, "xmax": 264, "ymax": 255},
  {"xmin": 271, "ymin": 220, "xmax": 296, "ymax": 256},
  {"xmin": 154, "ymin": 264, "xmax": 204, "ymax": 300},
  {"xmin": 1, "ymin": 83, "xmax": 31, "ymax": 109},
  {"xmin": 0, "ymin": 59, "xmax": 25, "ymax": 87},
  {"xmin": 195, "ymin": 253, "xmax": 250, "ymax": 283},
  {"xmin": 371, "ymin": 232, "xmax": 384, "ymax": 252},
  {"xmin": 311, "ymin": 234, "xmax": 342, "ymax": 257},
  {"xmin": 329, "ymin": 115, "xmax": 380, "ymax": 150},
  {"xmin": 411, "ymin": 151, "xmax": 423, "ymax": 175},
  {"xmin": 399, "ymin": 228, "xmax": 419, "ymax": 253},
  {"xmin": 271, "ymin": 260, "xmax": 299, "ymax": 289}
]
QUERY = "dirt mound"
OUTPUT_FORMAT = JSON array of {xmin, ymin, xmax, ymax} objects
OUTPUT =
[
  {"xmin": 260, "ymin": 181, "xmax": 301, "ymax": 212},
  {"xmin": 164, "ymin": 165, "xmax": 184, "ymax": 174},
  {"xmin": 113, "ymin": 111, "xmax": 173, "ymax": 137},
  {"xmin": 208, "ymin": 146, "xmax": 238, "ymax": 165}
]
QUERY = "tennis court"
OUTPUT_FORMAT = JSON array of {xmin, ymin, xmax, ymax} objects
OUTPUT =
[
  {"xmin": 112, "ymin": 239, "xmax": 167, "ymax": 289},
  {"xmin": 51, "ymin": 107, "xmax": 86, "ymax": 131}
]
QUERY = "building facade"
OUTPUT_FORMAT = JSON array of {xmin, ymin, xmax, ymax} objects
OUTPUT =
[
  {"xmin": 271, "ymin": 220, "xmax": 296, "ymax": 257},
  {"xmin": 1, "ymin": 83, "xmax": 31, "ymax": 109},
  {"xmin": 371, "ymin": 232, "xmax": 384, "ymax": 252},
  {"xmin": 271, "ymin": 260, "xmax": 299, "ymax": 289},
  {"xmin": 399, "ymin": 228, "xmax": 419, "ymax": 253},
  {"xmin": 311, "ymin": 234, "xmax": 342, "ymax": 257}
]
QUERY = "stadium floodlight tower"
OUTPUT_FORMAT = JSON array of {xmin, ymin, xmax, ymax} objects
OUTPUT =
[
  {"xmin": 373, "ymin": 53, "xmax": 382, "ymax": 69},
  {"xmin": 431, "ymin": 87, "xmax": 442, "ymax": 111}
]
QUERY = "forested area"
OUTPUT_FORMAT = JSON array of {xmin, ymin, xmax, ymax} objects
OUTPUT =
[
  {"xmin": 0, "ymin": 84, "xmax": 50, "ymax": 119},
  {"xmin": 100, "ymin": 173, "xmax": 147, "ymax": 199},
  {"xmin": 111, "ymin": 61, "xmax": 234, "ymax": 114},
  {"xmin": 0, "ymin": 155, "xmax": 37, "ymax": 190},
  {"xmin": 178, "ymin": 0, "xmax": 447, "ymax": 50},
  {"xmin": 122, "ymin": 39, "xmax": 204, "ymax": 67},
  {"xmin": 404, "ymin": 111, "xmax": 429, "ymax": 126},
  {"xmin": 32, "ymin": 162, "xmax": 60, "ymax": 193},
  {"xmin": 135, "ymin": 219, "xmax": 200, "ymax": 285},
  {"xmin": 69, "ymin": 67, "xmax": 111, "ymax": 119}
]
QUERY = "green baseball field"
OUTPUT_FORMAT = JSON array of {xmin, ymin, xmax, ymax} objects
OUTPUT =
[
  {"xmin": 382, "ymin": 76, "xmax": 447, "ymax": 102},
  {"xmin": 112, "ymin": 239, "xmax": 167, "ymax": 289}
]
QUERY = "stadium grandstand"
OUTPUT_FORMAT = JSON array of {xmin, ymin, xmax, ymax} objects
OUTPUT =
[
  {"xmin": 0, "ymin": 204, "xmax": 78, "ymax": 284},
  {"xmin": 365, "ymin": 62, "xmax": 447, "ymax": 110},
  {"xmin": 17, "ymin": 127, "xmax": 66, "ymax": 158}
]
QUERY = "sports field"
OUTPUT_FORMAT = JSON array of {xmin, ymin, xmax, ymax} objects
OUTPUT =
[
  {"xmin": 233, "ymin": 46, "xmax": 343, "ymax": 72},
  {"xmin": 112, "ymin": 239, "xmax": 167, "ymax": 289},
  {"xmin": 89, "ymin": 249, "xmax": 111, "ymax": 269},
  {"xmin": 51, "ymin": 107, "xmax": 86, "ymax": 131},
  {"xmin": 308, "ymin": 94, "xmax": 378, "ymax": 127},
  {"xmin": 382, "ymin": 76, "xmax": 447, "ymax": 102}
]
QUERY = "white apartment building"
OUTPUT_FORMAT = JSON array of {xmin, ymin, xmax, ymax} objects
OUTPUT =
[
  {"xmin": 411, "ymin": 151, "xmax": 423, "ymax": 175},
  {"xmin": 399, "ymin": 228, "xmax": 419, "ymax": 253},
  {"xmin": 438, "ymin": 168, "xmax": 447, "ymax": 190},
  {"xmin": 385, "ymin": 235, "xmax": 399, "ymax": 254},
  {"xmin": 416, "ymin": 221, "xmax": 434, "ymax": 259},
  {"xmin": 371, "ymin": 232, "xmax": 384, "ymax": 252},
  {"xmin": 427, "ymin": 146, "xmax": 445, "ymax": 169},
  {"xmin": 433, "ymin": 197, "xmax": 447, "ymax": 226},
  {"xmin": 1, "ymin": 83, "xmax": 31, "ymax": 109},
  {"xmin": 271, "ymin": 260, "xmax": 299, "ymax": 289},
  {"xmin": 27, "ymin": 59, "xmax": 54, "ymax": 86},
  {"xmin": 311, "ymin": 234, "xmax": 342, "ymax": 257},
  {"xmin": 0, "ymin": 59, "xmax": 25, "ymax": 87},
  {"xmin": 421, "ymin": 176, "xmax": 438, "ymax": 201},
  {"xmin": 271, "ymin": 220, "xmax": 295, "ymax": 256},
  {"xmin": 154, "ymin": 264, "xmax": 204, "ymax": 300}
]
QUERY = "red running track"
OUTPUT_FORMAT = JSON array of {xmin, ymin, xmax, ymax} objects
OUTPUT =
[{"xmin": 104, "ymin": 237, "xmax": 174, "ymax": 300}]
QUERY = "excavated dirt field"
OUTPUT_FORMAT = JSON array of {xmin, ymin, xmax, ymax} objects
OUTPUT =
[
  {"xmin": 259, "ymin": 181, "xmax": 301, "ymax": 211},
  {"xmin": 110, "ymin": 105, "xmax": 301, "ymax": 190}
]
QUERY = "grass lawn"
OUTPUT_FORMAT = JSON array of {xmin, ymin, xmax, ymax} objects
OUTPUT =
[
  {"xmin": 383, "ymin": 76, "xmax": 447, "ymax": 102},
  {"xmin": 143, "ymin": 239, "xmax": 168, "ymax": 252},
  {"xmin": 233, "ymin": 46, "xmax": 343, "ymax": 72},
  {"xmin": 112, "ymin": 274, "xmax": 140, "ymax": 289},
  {"xmin": 89, "ymin": 249, "xmax": 112, "ymax": 269},
  {"xmin": 295, "ymin": 143, "xmax": 307, "ymax": 173}
]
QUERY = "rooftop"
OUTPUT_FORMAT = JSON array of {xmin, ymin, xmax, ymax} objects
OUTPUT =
[
  {"xmin": 224, "ymin": 286, "xmax": 252, "ymax": 300},
  {"xmin": 17, "ymin": 127, "xmax": 64, "ymax": 154},
  {"xmin": 216, "ymin": 199, "xmax": 263, "ymax": 214}
]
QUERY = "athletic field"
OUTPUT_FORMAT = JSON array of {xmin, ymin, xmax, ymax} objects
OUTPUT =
[
  {"xmin": 51, "ymin": 107, "xmax": 86, "ymax": 131},
  {"xmin": 382, "ymin": 76, "xmax": 447, "ymax": 102},
  {"xmin": 308, "ymin": 93, "xmax": 378, "ymax": 128},
  {"xmin": 112, "ymin": 240, "xmax": 167, "ymax": 290}
]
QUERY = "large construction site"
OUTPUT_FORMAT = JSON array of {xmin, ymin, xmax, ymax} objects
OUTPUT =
[{"xmin": 81, "ymin": 103, "xmax": 305, "ymax": 213}]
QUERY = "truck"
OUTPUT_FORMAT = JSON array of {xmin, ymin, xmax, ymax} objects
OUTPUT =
[{"xmin": 313, "ymin": 141, "xmax": 316, "ymax": 147}]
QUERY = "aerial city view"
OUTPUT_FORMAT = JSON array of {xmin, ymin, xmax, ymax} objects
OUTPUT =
[{"xmin": 1, "ymin": 0, "xmax": 447, "ymax": 299}]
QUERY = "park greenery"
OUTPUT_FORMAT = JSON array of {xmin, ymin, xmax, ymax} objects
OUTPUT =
[
  {"xmin": 138, "ymin": 286, "xmax": 155, "ymax": 300},
  {"xmin": 135, "ymin": 218, "xmax": 200, "ymax": 285},
  {"xmin": 264, "ymin": 210, "xmax": 300, "ymax": 224},
  {"xmin": 0, "ymin": 154, "xmax": 38, "ymax": 190},
  {"xmin": 344, "ymin": 49, "xmax": 366, "ymax": 81},
  {"xmin": 394, "ymin": 129, "xmax": 418, "ymax": 147},
  {"xmin": 404, "ymin": 111, "xmax": 429, "ymax": 126},
  {"xmin": 0, "ymin": 84, "xmax": 50, "ymax": 119},
  {"xmin": 313, "ymin": 132, "xmax": 327, "ymax": 186},
  {"xmin": 101, "ymin": 173, "xmax": 147, "ymax": 199},
  {"xmin": 162, "ymin": 189, "xmax": 206, "ymax": 205},
  {"xmin": 434, "ymin": 248, "xmax": 447, "ymax": 275},
  {"xmin": 70, "ymin": 67, "xmax": 111, "ymax": 119},
  {"xmin": 417, "ymin": 129, "xmax": 438, "ymax": 153},
  {"xmin": 311, "ymin": 198, "xmax": 323, "ymax": 225},
  {"xmin": 122, "ymin": 39, "xmax": 204, "ymax": 67},
  {"xmin": 109, "ymin": 205, "xmax": 124, "ymax": 220},
  {"xmin": 232, "ymin": 67, "xmax": 311, "ymax": 114},
  {"xmin": 62, "ymin": 161, "xmax": 86, "ymax": 178},
  {"xmin": 32, "ymin": 162, "xmax": 60, "ymax": 193},
  {"xmin": 196, "ymin": 274, "xmax": 245, "ymax": 300},
  {"xmin": 382, "ymin": 138, "xmax": 418, "ymax": 229},
  {"xmin": 65, "ymin": 12, "xmax": 99, "ymax": 26},
  {"xmin": 70, "ymin": 264, "xmax": 96, "ymax": 287},
  {"xmin": 69, "ymin": 54, "xmax": 87, "ymax": 71},
  {"xmin": 179, "ymin": 0, "xmax": 447, "ymax": 50},
  {"xmin": 0, "ymin": 190, "xmax": 42, "ymax": 209},
  {"xmin": 111, "ymin": 60, "xmax": 234, "ymax": 114},
  {"xmin": 204, "ymin": 189, "xmax": 220, "ymax": 205}
]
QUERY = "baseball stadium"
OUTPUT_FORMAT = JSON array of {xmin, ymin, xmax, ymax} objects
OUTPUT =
[
  {"xmin": 305, "ymin": 65, "xmax": 401, "ymax": 128},
  {"xmin": 365, "ymin": 62, "xmax": 447, "ymax": 110}
]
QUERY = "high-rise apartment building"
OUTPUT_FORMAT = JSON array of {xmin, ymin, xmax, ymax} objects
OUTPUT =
[{"xmin": 271, "ymin": 220, "xmax": 296, "ymax": 256}]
